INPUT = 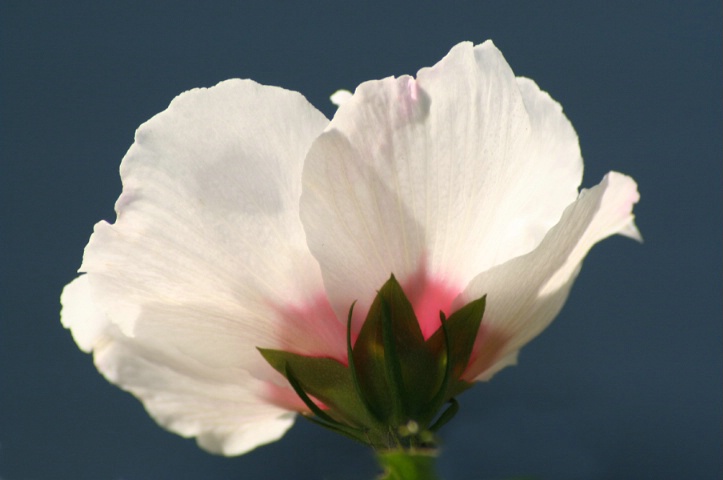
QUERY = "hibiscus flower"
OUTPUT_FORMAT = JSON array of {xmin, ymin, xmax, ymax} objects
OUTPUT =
[{"xmin": 61, "ymin": 41, "xmax": 640, "ymax": 456}]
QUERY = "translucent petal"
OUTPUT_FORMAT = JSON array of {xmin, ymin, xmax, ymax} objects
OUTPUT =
[
  {"xmin": 61, "ymin": 275, "xmax": 297, "ymax": 455},
  {"xmin": 330, "ymin": 89, "xmax": 353, "ymax": 107},
  {"xmin": 60, "ymin": 276, "xmax": 110, "ymax": 353},
  {"xmin": 62, "ymin": 79, "xmax": 340, "ymax": 454},
  {"xmin": 95, "ymin": 340, "xmax": 296, "ymax": 456},
  {"xmin": 300, "ymin": 41, "xmax": 583, "ymax": 321},
  {"xmin": 461, "ymin": 172, "xmax": 641, "ymax": 380}
]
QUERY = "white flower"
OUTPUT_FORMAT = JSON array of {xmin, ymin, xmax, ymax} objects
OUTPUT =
[{"xmin": 61, "ymin": 41, "xmax": 640, "ymax": 456}]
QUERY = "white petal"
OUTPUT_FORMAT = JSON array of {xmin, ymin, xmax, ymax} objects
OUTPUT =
[
  {"xmin": 62, "ymin": 79, "xmax": 340, "ymax": 454},
  {"xmin": 461, "ymin": 172, "xmax": 641, "ymax": 380},
  {"xmin": 62, "ymin": 275, "xmax": 296, "ymax": 455},
  {"xmin": 60, "ymin": 276, "xmax": 110, "ymax": 353},
  {"xmin": 300, "ymin": 41, "xmax": 583, "ymax": 322},
  {"xmin": 330, "ymin": 89, "xmax": 353, "ymax": 107},
  {"xmin": 95, "ymin": 339, "xmax": 296, "ymax": 456}
]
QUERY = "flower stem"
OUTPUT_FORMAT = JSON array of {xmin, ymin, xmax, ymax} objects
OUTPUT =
[{"xmin": 376, "ymin": 448, "xmax": 440, "ymax": 480}]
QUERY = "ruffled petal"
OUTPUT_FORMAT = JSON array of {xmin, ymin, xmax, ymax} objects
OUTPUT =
[
  {"xmin": 61, "ymin": 276, "xmax": 295, "ymax": 455},
  {"xmin": 300, "ymin": 41, "xmax": 583, "ymax": 323},
  {"xmin": 461, "ymin": 172, "xmax": 641, "ymax": 380},
  {"xmin": 62, "ymin": 79, "xmax": 340, "ymax": 454},
  {"xmin": 95, "ymin": 340, "xmax": 297, "ymax": 456},
  {"xmin": 60, "ymin": 276, "xmax": 110, "ymax": 353}
]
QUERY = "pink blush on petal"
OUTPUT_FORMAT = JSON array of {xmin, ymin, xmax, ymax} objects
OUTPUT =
[
  {"xmin": 262, "ymin": 380, "xmax": 310, "ymax": 413},
  {"xmin": 271, "ymin": 293, "xmax": 348, "ymax": 363},
  {"xmin": 262, "ymin": 380, "xmax": 332, "ymax": 414},
  {"xmin": 402, "ymin": 265, "xmax": 463, "ymax": 339},
  {"xmin": 407, "ymin": 77, "xmax": 419, "ymax": 102}
]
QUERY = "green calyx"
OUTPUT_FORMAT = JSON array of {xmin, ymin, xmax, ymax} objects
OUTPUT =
[{"xmin": 259, "ymin": 275, "xmax": 485, "ymax": 450}]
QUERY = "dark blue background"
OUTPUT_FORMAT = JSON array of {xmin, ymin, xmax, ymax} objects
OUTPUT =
[{"xmin": 1, "ymin": 1, "xmax": 721, "ymax": 479}]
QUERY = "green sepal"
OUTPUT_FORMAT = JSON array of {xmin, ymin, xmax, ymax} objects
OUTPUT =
[
  {"xmin": 283, "ymin": 363, "xmax": 370, "ymax": 444},
  {"xmin": 419, "ymin": 312, "xmax": 453, "ymax": 427},
  {"xmin": 428, "ymin": 398, "xmax": 459, "ymax": 433},
  {"xmin": 257, "ymin": 348, "xmax": 378, "ymax": 429},
  {"xmin": 352, "ymin": 275, "xmax": 442, "ymax": 425},
  {"xmin": 426, "ymin": 294, "xmax": 486, "ymax": 399}
]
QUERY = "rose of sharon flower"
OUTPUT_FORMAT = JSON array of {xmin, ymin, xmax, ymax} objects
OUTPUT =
[{"xmin": 61, "ymin": 41, "xmax": 640, "ymax": 456}]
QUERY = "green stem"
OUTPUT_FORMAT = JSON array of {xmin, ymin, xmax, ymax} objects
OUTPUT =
[{"xmin": 376, "ymin": 449, "xmax": 440, "ymax": 480}]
